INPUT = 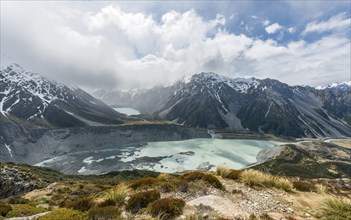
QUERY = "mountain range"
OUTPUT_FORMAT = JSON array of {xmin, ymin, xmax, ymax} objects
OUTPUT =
[
  {"xmin": 1, "ymin": 62, "xmax": 350, "ymax": 140},
  {"xmin": 94, "ymin": 72, "xmax": 351, "ymax": 138}
]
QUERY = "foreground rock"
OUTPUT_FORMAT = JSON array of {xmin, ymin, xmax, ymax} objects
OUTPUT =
[
  {"xmin": 0, "ymin": 164, "xmax": 48, "ymax": 198},
  {"xmin": 187, "ymin": 195, "xmax": 249, "ymax": 219}
]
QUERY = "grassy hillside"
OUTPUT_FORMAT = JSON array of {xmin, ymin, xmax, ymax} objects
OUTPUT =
[
  {"xmin": 1, "ymin": 162, "xmax": 350, "ymax": 219},
  {"xmin": 253, "ymin": 140, "xmax": 351, "ymax": 178}
]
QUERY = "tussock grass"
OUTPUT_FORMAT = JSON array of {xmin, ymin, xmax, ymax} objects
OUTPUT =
[
  {"xmin": 107, "ymin": 183, "xmax": 129, "ymax": 206},
  {"xmin": 240, "ymin": 169, "xmax": 292, "ymax": 192},
  {"xmin": 276, "ymin": 177, "xmax": 293, "ymax": 192},
  {"xmin": 316, "ymin": 184, "xmax": 327, "ymax": 195},
  {"xmin": 319, "ymin": 196, "xmax": 351, "ymax": 220},
  {"xmin": 216, "ymin": 166, "xmax": 242, "ymax": 180},
  {"xmin": 216, "ymin": 165, "xmax": 231, "ymax": 178},
  {"xmin": 181, "ymin": 171, "xmax": 225, "ymax": 190}
]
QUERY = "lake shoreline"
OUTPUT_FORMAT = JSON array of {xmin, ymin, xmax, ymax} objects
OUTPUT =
[{"xmin": 35, "ymin": 138, "xmax": 285, "ymax": 175}]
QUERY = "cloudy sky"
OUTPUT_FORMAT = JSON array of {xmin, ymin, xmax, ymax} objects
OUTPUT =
[{"xmin": 1, "ymin": 1, "xmax": 350, "ymax": 90}]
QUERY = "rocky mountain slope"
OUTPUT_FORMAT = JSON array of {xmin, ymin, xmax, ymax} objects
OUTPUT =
[
  {"xmin": 0, "ymin": 63, "xmax": 124, "ymax": 129},
  {"xmin": 253, "ymin": 139, "xmax": 351, "ymax": 179},
  {"xmin": 94, "ymin": 72, "xmax": 351, "ymax": 138}
]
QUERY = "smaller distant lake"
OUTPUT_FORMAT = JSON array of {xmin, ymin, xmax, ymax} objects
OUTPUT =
[{"xmin": 113, "ymin": 107, "xmax": 140, "ymax": 116}]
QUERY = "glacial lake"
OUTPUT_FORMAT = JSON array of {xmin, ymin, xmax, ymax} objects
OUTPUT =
[
  {"xmin": 35, "ymin": 139, "xmax": 284, "ymax": 175},
  {"xmin": 113, "ymin": 107, "xmax": 140, "ymax": 116}
]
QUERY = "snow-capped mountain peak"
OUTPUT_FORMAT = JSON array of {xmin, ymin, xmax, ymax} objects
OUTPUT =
[
  {"xmin": 1, "ymin": 63, "xmax": 123, "ymax": 127},
  {"xmin": 1, "ymin": 63, "xmax": 76, "ymax": 106},
  {"xmin": 180, "ymin": 72, "xmax": 260, "ymax": 94},
  {"xmin": 315, "ymin": 81, "xmax": 351, "ymax": 90}
]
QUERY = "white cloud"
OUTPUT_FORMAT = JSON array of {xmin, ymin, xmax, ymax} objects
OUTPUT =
[
  {"xmin": 303, "ymin": 12, "xmax": 351, "ymax": 35},
  {"xmin": 265, "ymin": 22, "xmax": 282, "ymax": 34},
  {"xmin": 1, "ymin": 2, "xmax": 350, "ymax": 90},
  {"xmin": 262, "ymin": 19, "xmax": 270, "ymax": 26},
  {"xmin": 287, "ymin": 27, "xmax": 296, "ymax": 33}
]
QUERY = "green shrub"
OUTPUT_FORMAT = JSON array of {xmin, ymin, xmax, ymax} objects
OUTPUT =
[
  {"xmin": 126, "ymin": 190, "xmax": 160, "ymax": 213},
  {"xmin": 6, "ymin": 204, "xmax": 46, "ymax": 218},
  {"xmin": 160, "ymin": 182, "xmax": 176, "ymax": 193},
  {"xmin": 319, "ymin": 196, "xmax": 351, "ymax": 220},
  {"xmin": 176, "ymin": 179, "xmax": 189, "ymax": 192},
  {"xmin": 148, "ymin": 197, "xmax": 185, "ymax": 219},
  {"xmin": 0, "ymin": 203, "xmax": 12, "ymax": 217},
  {"xmin": 88, "ymin": 206, "xmax": 121, "ymax": 220},
  {"xmin": 202, "ymin": 174, "xmax": 225, "ymax": 190},
  {"xmin": 38, "ymin": 208, "xmax": 86, "ymax": 220},
  {"xmin": 66, "ymin": 197, "xmax": 95, "ymax": 212},
  {"xmin": 182, "ymin": 171, "xmax": 204, "ymax": 182},
  {"xmin": 97, "ymin": 199, "xmax": 116, "ymax": 208},
  {"xmin": 293, "ymin": 181, "xmax": 317, "ymax": 192},
  {"xmin": 6, "ymin": 196, "xmax": 29, "ymax": 204},
  {"xmin": 182, "ymin": 172, "xmax": 224, "ymax": 190},
  {"xmin": 128, "ymin": 177, "xmax": 158, "ymax": 189}
]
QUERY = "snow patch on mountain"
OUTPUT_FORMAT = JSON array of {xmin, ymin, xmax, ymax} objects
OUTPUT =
[
  {"xmin": 1, "ymin": 62, "xmax": 123, "ymax": 127},
  {"xmin": 4, "ymin": 144, "xmax": 13, "ymax": 157},
  {"xmin": 1, "ymin": 64, "xmax": 78, "ymax": 108},
  {"xmin": 182, "ymin": 72, "xmax": 260, "ymax": 94}
]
